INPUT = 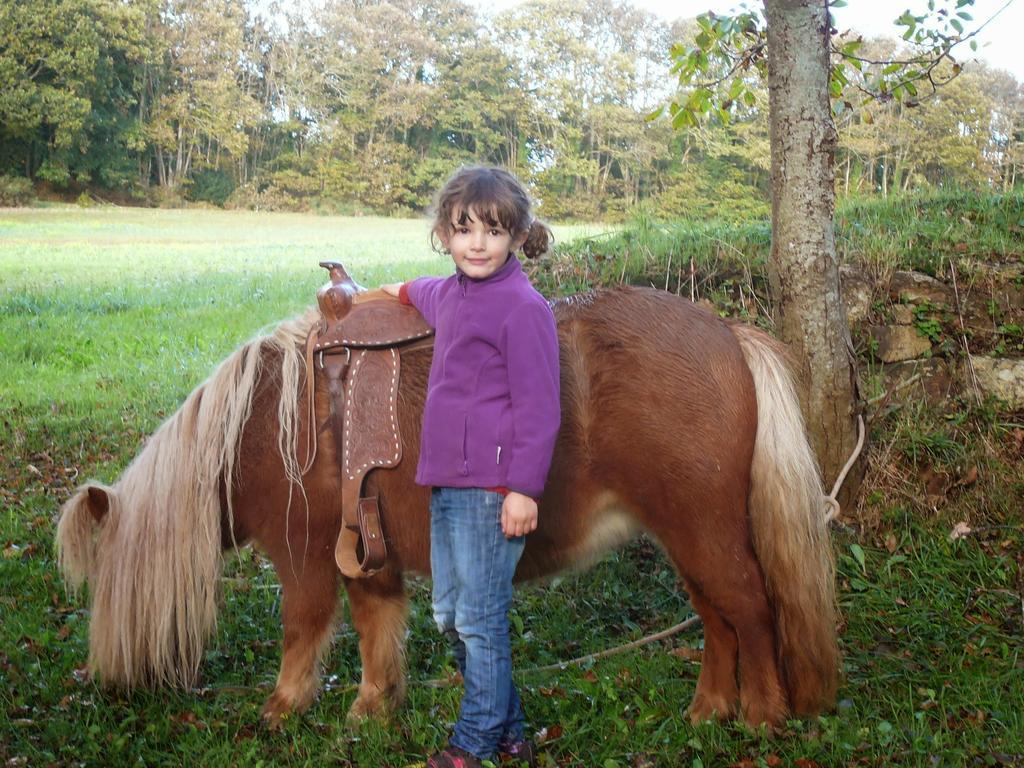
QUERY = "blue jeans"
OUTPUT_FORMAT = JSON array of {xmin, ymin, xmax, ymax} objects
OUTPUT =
[{"xmin": 430, "ymin": 487, "xmax": 526, "ymax": 759}]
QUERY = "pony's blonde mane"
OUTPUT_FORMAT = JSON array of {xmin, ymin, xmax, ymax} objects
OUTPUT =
[{"xmin": 57, "ymin": 310, "xmax": 317, "ymax": 689}]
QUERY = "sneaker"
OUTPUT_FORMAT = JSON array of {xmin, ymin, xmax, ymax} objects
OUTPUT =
[
  {"xmin": 426, "ymin": 745, "xmax": 484, "ymax": 768},
  {"xmin": 498, "ymin": 738, "xmax": 537, "ymax": 767}
]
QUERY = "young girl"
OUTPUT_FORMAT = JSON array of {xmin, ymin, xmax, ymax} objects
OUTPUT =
[{"xmin": 382, "ymin": 166, "xmax": 560, "ymax": 768}]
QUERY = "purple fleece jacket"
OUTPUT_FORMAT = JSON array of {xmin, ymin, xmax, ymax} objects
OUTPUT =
[{"xmin": 404, "ymin": 256, "xmax": 560, "ymax": 498}]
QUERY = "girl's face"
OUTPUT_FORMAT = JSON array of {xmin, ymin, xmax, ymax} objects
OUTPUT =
[{"xmin": 439, "ymin": 207, "xmax": 528, "ymax": 280}]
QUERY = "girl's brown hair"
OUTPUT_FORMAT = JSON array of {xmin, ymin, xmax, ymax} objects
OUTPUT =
[{"xmin": 431, "ymin": 165, "xmax": 553, "ymax": 259}]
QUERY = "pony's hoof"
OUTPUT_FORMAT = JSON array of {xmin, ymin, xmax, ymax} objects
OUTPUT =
[
  {"xmin": 686, "ymin": 692, "xmax": 736, "ymax": 724},
  {"xmin": 739, "ymin": 701, "xmax": 786, "ymax": 733},
  {"xmin": 345, "ymin": 696, "xmax": 386, "ymax": 726},
  {"xmin": 260, "ymin": 697, "xmax": 291, "ymax": 730}
]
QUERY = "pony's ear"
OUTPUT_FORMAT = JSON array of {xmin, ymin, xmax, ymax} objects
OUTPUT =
[{"xmin": 85, "ymin": 485, "xmax": 111, "ymax": 522}]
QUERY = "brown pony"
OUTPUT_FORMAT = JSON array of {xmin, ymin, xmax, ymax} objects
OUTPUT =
[{"xmin": 55, "ymin": 287, "xmax": 838, "ymax": 730}]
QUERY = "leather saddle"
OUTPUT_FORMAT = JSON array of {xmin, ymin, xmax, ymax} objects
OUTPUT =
[{"xmin": 305, "ymin": 261, "xmax": 433, "ymax": 578}]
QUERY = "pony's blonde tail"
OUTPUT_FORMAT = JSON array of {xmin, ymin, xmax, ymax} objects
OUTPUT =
[{"xmin": 731, "ymin": 324, "xmax": 840, "ymax": 716}]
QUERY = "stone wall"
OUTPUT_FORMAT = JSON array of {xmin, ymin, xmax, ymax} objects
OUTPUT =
[{"xmin": 840, "ymin": 263, "xmax": 1024, "ymax": 410}]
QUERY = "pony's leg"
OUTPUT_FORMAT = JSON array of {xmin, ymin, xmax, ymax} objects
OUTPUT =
[
  {"xmin": 683, "ymin": 585, "xmax": 739, "ymax": 723},
  {"xmin": 344, "ymin": 567, "xmax": 409, "ymax": 722},
  {"xmin": 651, "ymin": 513, "xmax": 787, "ymax": 728},
  {"xmin": 261, "ymin": 550, "xmax": 340, "ymax": 727},
  {"xmin": 698, "ymin": 553, "xmax": 787, "ymax": 728}
]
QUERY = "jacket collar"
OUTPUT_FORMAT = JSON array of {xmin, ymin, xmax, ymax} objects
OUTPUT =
[{"xmin": 456, "ymin": 254, "xmax": 521, "ymax": 292}]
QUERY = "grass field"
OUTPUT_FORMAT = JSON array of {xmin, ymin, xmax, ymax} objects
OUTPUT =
[{"xmin": 1, "ymin": 206, "xmax": 1022, "ymax": 767}]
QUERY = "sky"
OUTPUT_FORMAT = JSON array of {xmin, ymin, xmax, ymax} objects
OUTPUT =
[{"xmin": 479, "ymin": 0, "xmax": 1024, "ymax": 82}]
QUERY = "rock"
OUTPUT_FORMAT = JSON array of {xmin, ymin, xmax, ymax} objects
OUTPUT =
[
  {"xmin": 960, "ymin": 265, "xmax": 1024, "ymax": 322},
  {"xmin": 840, "ymin": 264, "xmax": 874, "ymax": 324},
  {"xmin": 870, "ymin": 325, "xmax": 933, "ymax": 363},
  {"xmin": 879, "ymin": 359, "xmax": 954, "ymax": 406},
  {"xmin": 889, "ymin": 271, "xmax": 953, "ymax": 307},
  {"xmin": 967, "ymin": 356, "xmax": 1024, "ymax": 409},
  {"xmin": 892, "ymin": 304, "xmax": 916, "ymax": 325}
]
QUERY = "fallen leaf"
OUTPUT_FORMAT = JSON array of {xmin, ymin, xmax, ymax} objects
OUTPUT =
[
  {"xmin": 954, "ymin": 466, "xmax": 978, "ymax": 488},
  {"xmin": 1011, "ymin": 428, "xmax": 1024, "ymax": 454},
  {"xmin": 950, "ymin": 521, "xmax": 973, "ymax": 541},
  {"xmin": 765, "ymin": 755, "xmax": 782, "ymax": 767},
  {"xmin": 885, "ymin": 534, "xmax": 898, "ymax": 553},
  {"xmin": 794, "ymin": 760, "xmax": 821, "ymax": 768},
  {"xmin": 670, "ymin": 646, "xmax": 702, "ymax": 662},
  {"xmin": 920, "ymin": 465, "xmax": 950, "ymax": 503},
  {"xmin": 535, "ymin": 724, "xmax": 563, "ymax": 744},
  {"xmin": 175, "ymin": 711, "xmax": 207, "ymax": 730},
  {"xmin": 538, "ymin": 686, "xmax": 565, "ymax": 699}
]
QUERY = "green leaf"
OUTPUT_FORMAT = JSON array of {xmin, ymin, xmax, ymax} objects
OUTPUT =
[
  {"xmin": 841, "ymin": 39, "xmax": 863, "ymax": 55},
  {"xmin": 850, "ymin": 543, "xmax": 867, "ymax": 574},
  {"xmin": 671, "ymin": 107, "xmax": 694, "ymax": 129},
  {"xmin": 644, "ymin": 105, "xmax": 665, "ymax": 122},
  {"xmin": 950, "ymin": 18, "xmax": 964, "ymax": 33}
]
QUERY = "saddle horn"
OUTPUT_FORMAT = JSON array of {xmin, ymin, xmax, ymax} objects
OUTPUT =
[{"xmin": 317, "ymin": 260, "xmax": 367, "ymax": 328}]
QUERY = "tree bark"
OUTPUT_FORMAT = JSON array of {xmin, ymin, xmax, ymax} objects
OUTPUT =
[{"xmin": 763, "ymin": 0, "xmax": 863, "ymax": 509}]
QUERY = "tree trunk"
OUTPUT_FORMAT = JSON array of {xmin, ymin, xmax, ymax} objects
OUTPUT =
[{"xmin": 763, "ymin": 0, "xmax": 863, "ymax": 509}]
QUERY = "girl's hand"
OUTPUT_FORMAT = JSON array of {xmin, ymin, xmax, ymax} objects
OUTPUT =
[
  {"xmin": 380, "ymin": 282, "xmax": 402, "ymax": 297},
  {"xmin": 501, "ymin": 492, "xmax": 538, "ymax": 538}
]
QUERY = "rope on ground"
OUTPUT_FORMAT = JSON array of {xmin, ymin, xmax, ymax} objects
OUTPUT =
[
  {"xmin": 416, "ymin": 615, "xmax": 703, "ymax": 688},
  {"xmin": 823, "ymin": 413, "xmax": 866, "ymax": 523}
]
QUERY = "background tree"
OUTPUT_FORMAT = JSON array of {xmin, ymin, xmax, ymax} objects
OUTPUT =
[
  {"xmin": 0, "ymin": 0, "xmax": 1017, "ymax": 219},
  {"xmin": 763, "ymin": 0, "xmax": 859, "ymax": 506},
  {"xmin": 0, "ymin": 0, "xmax": 147, "ymax": 187},
  {"xmin": 663, "ymin": 0, "xmax": 996, "ymax": 506}
]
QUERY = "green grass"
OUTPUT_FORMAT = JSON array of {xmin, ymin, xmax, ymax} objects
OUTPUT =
[
  {"xmin": 2, "ymin": 206, "xmax": 1022, "ymax": 767},
  {"xmin": 535, "ymin": 190, "xmax": 1024, "ymax": 305}
]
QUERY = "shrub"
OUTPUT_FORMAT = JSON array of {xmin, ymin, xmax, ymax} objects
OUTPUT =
[
  {"xmin": 187, "ymin": 169, "xmax": 235, "ymax": 207},
  {"xmin": 0, "ymin": 175, "xmax": 36, "ymax": 207},
  {"xmin": 147, "ymin": 185, "xmax": 187, "ymax": 208},
  {"xmin": 224, "ymin": 181, "xmax": 307, "ymax": 212}
]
